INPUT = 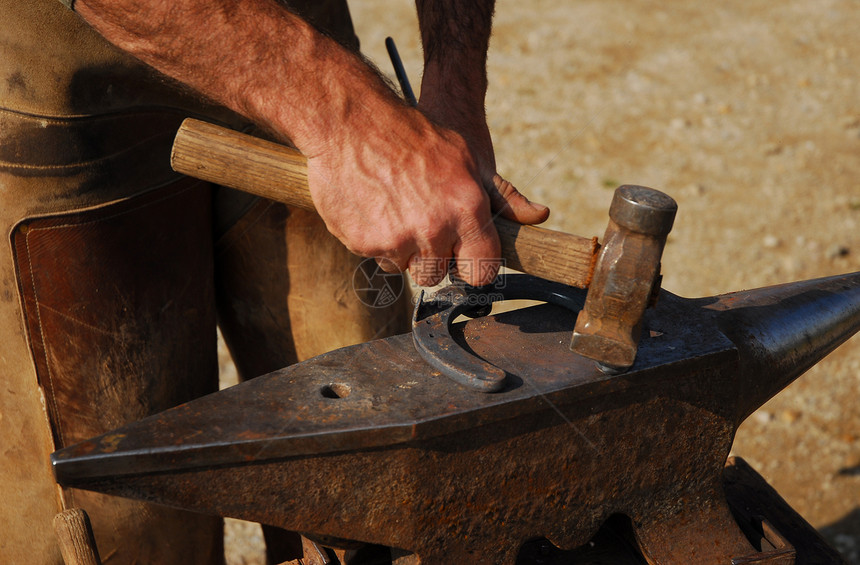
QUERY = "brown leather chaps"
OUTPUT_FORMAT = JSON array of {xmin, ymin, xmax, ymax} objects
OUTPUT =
[{"xmin": 0, "ymin": 1, "xmax": 407, "ymax": 563}]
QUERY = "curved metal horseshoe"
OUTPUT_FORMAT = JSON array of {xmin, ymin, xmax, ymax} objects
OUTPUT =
[{"xmin": 411, "ymin": 274, "xmax": 586, "ymax": 392}]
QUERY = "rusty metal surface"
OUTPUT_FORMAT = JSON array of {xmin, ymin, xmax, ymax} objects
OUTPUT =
[
  {"xmin": 52, "ymin": 272, "xmax": 860, "ymax": 564},
  {"xmin": 411, "ymin": 274, "xmax": 586, "ymax": 392},
  {"xmin": 724, "ymin": 457, "xmax": 847, "ymax": 565}
]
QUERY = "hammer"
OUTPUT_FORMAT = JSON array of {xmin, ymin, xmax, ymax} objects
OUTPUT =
[
  {"xmin": 170, "ymin": 119, "xmax": 676, "ymax": 370},
  {"xmin": 571, "ymin": 186, "xmax": 677, "ymax": 372}
]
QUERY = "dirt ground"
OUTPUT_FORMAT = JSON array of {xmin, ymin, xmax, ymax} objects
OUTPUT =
[{"xmin": 223, "ymin": 1, "xmax": 860, "ymax": 562}]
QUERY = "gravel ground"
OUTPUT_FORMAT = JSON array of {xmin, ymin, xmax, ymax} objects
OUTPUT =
[{"xmin": 223, "ymin": 1, "xmax": 860, "ymax": 562}]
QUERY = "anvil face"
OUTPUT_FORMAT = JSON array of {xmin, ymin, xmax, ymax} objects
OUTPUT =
[{"xmin": 52, "ymin": 273, "xmax": 860, "ymax": 564}]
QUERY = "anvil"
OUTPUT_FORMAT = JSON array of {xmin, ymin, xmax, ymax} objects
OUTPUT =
[{"xmin": 53, "ymin": 272, "xmax": 860, "ymax": 563}]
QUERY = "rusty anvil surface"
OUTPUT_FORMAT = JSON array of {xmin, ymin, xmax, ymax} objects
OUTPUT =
[{"xmin": 53, "ymin": 272, "xmax": 860, "ymax": 564}]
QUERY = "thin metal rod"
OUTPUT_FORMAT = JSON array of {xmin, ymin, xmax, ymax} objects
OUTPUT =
[{"xmin": 385, "ymin": 36, "xmax": 417, "ymax": 106}]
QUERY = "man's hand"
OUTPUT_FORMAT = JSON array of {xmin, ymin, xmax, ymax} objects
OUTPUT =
[
  {"xmin": 418, "ymin": 80, "xmax": 550, "ymax": 228},
  {"xmin": 74, "ymin": 0, "xmax": 539, "ymax": 286},
  {"xmin": 305, "ymin": 101, "xmax": 500, "ymax": 288},
  {"xmin": 416, "ymin": 0, "xmax": 550, "ymax": 228}
]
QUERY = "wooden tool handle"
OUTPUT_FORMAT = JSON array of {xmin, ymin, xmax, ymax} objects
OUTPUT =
[
  {"xmin": 172, "ymin": 119, "xmax": 599, "ymax": 288},
  {"xmin": 54, "ymin": 509, "xmax": 102, "ymax": 565}
]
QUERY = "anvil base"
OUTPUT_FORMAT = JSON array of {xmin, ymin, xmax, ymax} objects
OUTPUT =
[{"xmin": 509, "ymin": 457, "xmax": 843, "ymax": 565}]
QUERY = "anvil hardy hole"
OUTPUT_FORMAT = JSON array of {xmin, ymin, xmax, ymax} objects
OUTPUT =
[{"xmin": 321, "ymin": 383, "xmax": 351, "ymax": 399}]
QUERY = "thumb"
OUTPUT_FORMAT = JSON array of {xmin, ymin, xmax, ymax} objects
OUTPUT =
[{"xmin": 486, "ymin": 174, "xmax": 550, "ymax": 225}]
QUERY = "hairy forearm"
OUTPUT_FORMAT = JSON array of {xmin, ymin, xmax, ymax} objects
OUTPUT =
[
  {"xmin": 413, "ymin": 0, "xmax": 548, "ymax": 226},
  {"xmin": 75, "ymin": 0, "xmax": 406, "ymax": 156},
  {"xmin": 415, "ymin": 0, "xmax": 495, "ymax": 119},
  {"xmin": 71, "ymin": 0, "xmax": 543, "ymax": 285}
]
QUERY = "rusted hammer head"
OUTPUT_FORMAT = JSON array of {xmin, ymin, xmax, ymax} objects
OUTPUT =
[{"xmin": 571, "ymin": 185, "xmax": 677, "ymax": 372}]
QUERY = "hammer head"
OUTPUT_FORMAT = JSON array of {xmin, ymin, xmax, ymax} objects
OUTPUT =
[{"xmin": 571, "ymin": 185, "xmax": 677, "ymax": 371}]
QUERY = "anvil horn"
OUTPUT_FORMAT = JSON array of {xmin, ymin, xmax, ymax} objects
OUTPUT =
[{"xmin": 708, "ymin": 271, "xmax": 860, "ymax": 423}]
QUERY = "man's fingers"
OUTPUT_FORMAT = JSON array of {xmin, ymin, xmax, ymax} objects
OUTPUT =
[
  {"xmin": 408, "ymin": 256, "xmax": 448, "ymax": 287},
  {"xmin": 375, "ymin": 226, "xmax": 500, "ymax": 288},
  {"xmin": 451, "ymin": 220, "xmax": 501, "ymax": 287},
  {"xmin": 377, "ymin": 255, "xmax": 449, "ymax": 288},
  {"xmin": 375, "ymin": 256, "xmax": 406, "ymax": 274},
  {"xmin": 486, "ymin": 174, "xmax": 550, "ymax": 225}
]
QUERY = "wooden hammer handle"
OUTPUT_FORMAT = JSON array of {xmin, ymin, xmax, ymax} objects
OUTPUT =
[
  {"xmin": 53, "ymin": 509, "xmax": 102, "ymax": 565},
  {"xmin": 171, "ymin": 119, "xmax": 599, "ymax": 288}
]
